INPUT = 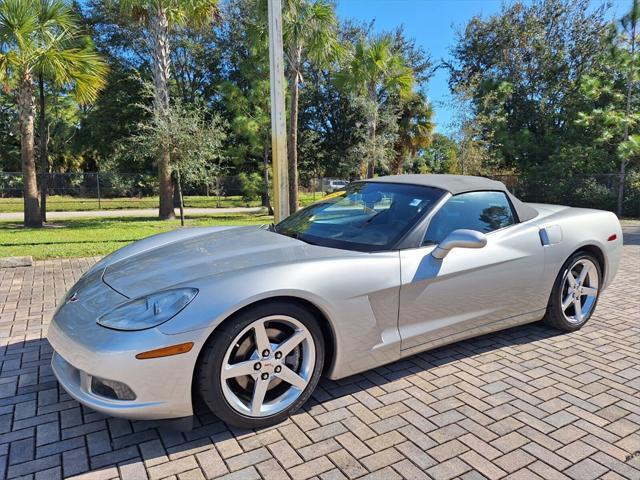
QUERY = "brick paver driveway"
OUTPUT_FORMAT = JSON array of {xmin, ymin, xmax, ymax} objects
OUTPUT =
[{"xmin": 1, "ymin": 227, "xmax": 638, "ymax": 480}]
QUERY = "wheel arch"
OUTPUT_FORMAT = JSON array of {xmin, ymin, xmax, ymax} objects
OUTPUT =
[
  {"xmin": 192, "ymin": 295, "xmax": 337, "ymax": 390},
  {"xmin": 571, "ymin": 244, "xmax": 606, "ymax": 280}
]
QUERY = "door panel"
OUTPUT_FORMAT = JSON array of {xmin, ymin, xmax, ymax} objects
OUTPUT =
[{"xmin": 399, "ymin": 222, "xmax": 546, "ymax": 351}]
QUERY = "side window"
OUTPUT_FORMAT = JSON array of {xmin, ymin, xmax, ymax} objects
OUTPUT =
[{"xmin": 423, "ymin": 191, "xmax": 516, "ymax": 245}]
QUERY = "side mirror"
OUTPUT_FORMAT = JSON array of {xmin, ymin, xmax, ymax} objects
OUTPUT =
[{"xmin": 431, "ymin": 229, "xmax": 487, "ymax": 260}]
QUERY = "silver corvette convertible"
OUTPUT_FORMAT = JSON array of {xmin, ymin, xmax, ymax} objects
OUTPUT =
[{"xmin": 48, "ymin": 174, "xmax": 623, "ymax": 428}]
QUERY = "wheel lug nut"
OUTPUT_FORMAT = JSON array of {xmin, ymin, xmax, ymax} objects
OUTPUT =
[
  {"xmin": 275, "ymin": 351, "xmax": 282, "ymax": 359},
  {"xmin": 262, "ymin": 349, "xmax": 270, "ymax": 357},
  {"xmin": 275, "ymin": 366, "xmax": 282, "ymax": 373},
  {"xmin": 261, "ymin": 372, "xmax": 269, "ymax": 380},
  {"xmin": 254, "ymin": 362, "xmax": 261, "ymax": 371}
]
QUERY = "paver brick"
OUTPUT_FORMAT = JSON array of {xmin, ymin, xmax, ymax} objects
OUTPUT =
[
  {"xmin": 287, "ymin": 457, "xmax": 334, "ymax": 480},
  {"xmin": 255, "ymin": 459, "xmax": 288, "ymax": 480},
  {"xmin": 194, "ymin": 448, "xmax": 227, "ymax": 479},
  {"xmin": 147, "ymin": 456, "xmax": 198, "ymax": 480},
  {"xmin": 426, "ymin": 457, "xmax": 471, "ymax": 480},
  {"xmin": 360, "ymin": 447, "xmax": 403, "ymax": 471},
  {"xmin": 225, "ymin": 446, "xmax": 271, "ymax": 472},
  {"xmin": 564, "ymin": 458, "xmax": 609, "ymax": 480},
  {"xmin": 267, "ymin": 439, "xmax": 303, "ymax": 468},
  {"xmin": 61, "ymin": 447, "xmax": 89, "ymax": 477},
  {"xmin": 327, "ymin": 449, "xmax": 367, "ymax": 479}
]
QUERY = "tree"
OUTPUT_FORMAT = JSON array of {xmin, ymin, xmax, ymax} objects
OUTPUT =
[
  {"xmin": 0, "ymin": 92, "xmax": 20, "ymax": 171},
  {"xmin": 336, "ymin": 34, "xmax": 414, "ymax": 178},
  {"xmin": 131, "ymin": 100, "xmax": 226, "ymax": 225},
  {"xmin": 215, "ymin": 0, "xmax": 274, "ymax": 209},
  {"xmin": 119, "ymin": 0, "xmax": 219, "ymax": 220},
  {"xmin": 0, "ymin": 0, "xmax": 107, "ymax": 227},
  {"xmin": 617, "ymin": 0, "xmax": 639, "ymax": 215},
  {"xmin": 297, "ymin": 64, "xmax": 368, "ymax": 179},
  {"xmin": 421, "ymin": 133, "xmax": 459, "ymax": 174},
  {"xmin": 282, "ymin": 0, "xmax": 341, "ymax": 212},
  {"xmin": 391, "ymin": 92, "xmax": 434, "ymax": 174},
  {"xmin": 74, "ymin": 64, "xmax": 149, "ymax": 172},
  {"xmin": 576, "ymin": 0, "xmax": 640, "ymax": 216},
  {"xmin": 449, "ymin": 0, "xmax": 610, "ymax": 173}
]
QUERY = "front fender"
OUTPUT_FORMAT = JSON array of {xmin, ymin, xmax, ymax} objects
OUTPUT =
[{"xmin": 158, "ymin": 253, "xmax": 402, "ymax": 380}]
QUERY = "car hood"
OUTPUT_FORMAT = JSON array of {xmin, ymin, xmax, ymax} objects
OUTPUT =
[{"xmin": 101, "ymin": 226, "xmax": 344, "ymax": 298}]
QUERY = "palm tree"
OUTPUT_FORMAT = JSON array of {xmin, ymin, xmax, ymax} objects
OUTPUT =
[
  {"xmin": 283, "ymin": 0, "xmax": 340, "ymax": 212},
  {"xmin": 336, "ymin": 35, "xmax": 414, "ymax": 178},
  {"xmin": 120, "ymin": 0, "xmax": 219, "ymax": 220},
  {"xmin": 0, "ymin": 0, "xmax": 107, "ymax": 227},
  {"xmin": 392, "ymin": 92, "xmax": 434, "ymax": 175}
]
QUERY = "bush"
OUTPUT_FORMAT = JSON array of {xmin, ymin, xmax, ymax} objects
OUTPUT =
[
  {"xmin": 571, "ymin": 177, "xmax": 616, "ymax": 211},
  {"xmin": 238, "ymin": 172, "xmax": 263, "ymax": 205},
  {"xmin": 624, "ymin": 170, "xmax": 640, "ymax": 217},
  {"xmin": 0, "ymin": 173, "xmax": 23, "ymax": 197}
]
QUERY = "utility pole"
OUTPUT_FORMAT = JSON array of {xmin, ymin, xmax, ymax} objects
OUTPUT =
[{"xmin": 268, "ymin": 0, "xmax": 290, "ymax": 222}]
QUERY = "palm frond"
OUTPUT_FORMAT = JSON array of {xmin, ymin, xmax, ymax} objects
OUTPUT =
[
  {"xmin": 167, "ymin": 0, "xmax": 220, "ymax": 28},
  {"xmin": 1, "ymin": 0, "xmax": 107, "ymax": 104},
  {"xmin": 336, "ymin": 33, "xmax": 415, "ymax": 100}
]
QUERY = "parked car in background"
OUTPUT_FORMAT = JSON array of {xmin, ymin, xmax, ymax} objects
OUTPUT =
[
  {"xmin": 326, "ymin": 179, "xmax": 349, "ymax": 193},
  {"xmin": 48, "ymin": 174, "xmax": 622, "ymax": 429}
]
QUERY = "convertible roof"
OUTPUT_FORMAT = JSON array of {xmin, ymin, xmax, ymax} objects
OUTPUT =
[{"xmin": 364, "ymin": 174, "xmax": 538, "ymax": 222}]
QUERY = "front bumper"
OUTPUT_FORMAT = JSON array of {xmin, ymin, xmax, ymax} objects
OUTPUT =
[
  {"xmin": 47, "ymin": 277, "xmax": 206, "ymax": 420},
  {"xmin": 50, "ymin": 351, "xmax": 176, "ymax": 419}
]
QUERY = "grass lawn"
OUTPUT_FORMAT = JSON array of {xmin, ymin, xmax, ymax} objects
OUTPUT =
[
  {"xmin": 0, "ymin": 192, "xmax": 321, "ymax": 213},
  {"xmin": 0, "ymin": 212, "xmax": 273, "ymax": 259}
]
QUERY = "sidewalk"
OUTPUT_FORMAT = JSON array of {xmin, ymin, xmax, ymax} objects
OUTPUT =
[{"xmin": 0, "ymin": 206, "xmax": 264, "ymax": 220}]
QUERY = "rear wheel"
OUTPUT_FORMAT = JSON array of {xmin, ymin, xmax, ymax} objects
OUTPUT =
[
  {"xmin": 196, "ymin": 302, "xmax": 324, "ymax": 428},
  {"xmin": 545, "ymin": 252, "xmax": 601, "ymax": 332}
]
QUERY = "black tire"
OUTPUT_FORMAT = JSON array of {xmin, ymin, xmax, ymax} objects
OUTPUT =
[
  {"xmin": 196, "ymin": 301, "xmax": 325, "ymax": 429},
  {"xmin": 544, "ymin": 251, "xmax": 602, "ymax": 332}
]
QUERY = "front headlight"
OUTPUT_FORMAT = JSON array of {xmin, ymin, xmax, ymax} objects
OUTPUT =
[{"xmin": 97, "ymin": 288, "xmax": 198, "ymax": 331}]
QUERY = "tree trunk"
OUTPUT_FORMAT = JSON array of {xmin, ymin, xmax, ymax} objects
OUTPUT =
[
  {"xmin": 263, "ymin": 143, "xmax": 273, "ymax": 215},
  {"xmin": 152, "ymin": 8, "xmax": 175, "ymax": 220},
  {"xmin": 391, "ymin": 149, "xmax": 404, "ymax": 175},
  {"xmin": 366, "ymin": 89, "xmax": 378, "ymax": 179},
  {"xmin": 175, "ymin": 169, "xmax": 184, "ymax": 227},
  {"xmin": 38, "ymin": 74, "xmax": 49, "ymax": 223},
  {"xmin": 366, "ymin": 116, "xmax": 378, "ymax": 178},
  {"xmin": 618, "ymin": 4, "xmax": 637, "ymax": 217},
  {"xmin": 287, "ymin": 49, "xmax": 301, "ymax": 213},
  {"xmin": 18, "ymin": 73, "xmax": 41, "ymax": 227}
]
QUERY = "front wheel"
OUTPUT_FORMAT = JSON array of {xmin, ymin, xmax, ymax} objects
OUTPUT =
[
  {"xmin": 196, "ymin": 302, "xmax": 324, "ymax": 428},
  {"xmin": 544, "ymin": 252, "xmax": 601, "ymax": 332}
]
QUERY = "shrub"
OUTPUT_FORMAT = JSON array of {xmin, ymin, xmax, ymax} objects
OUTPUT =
[
  {"xmin": 624, "ymin": 170, "xmax": 640, "ymax": 217},
  {"xmin": 238, "ymin": 172, "xmax": 263, "ymax": 205}
]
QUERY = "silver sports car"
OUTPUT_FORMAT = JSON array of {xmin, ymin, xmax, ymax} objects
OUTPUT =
[{"xmin": 48, "ymin": 174, "xmax": 623, "ymax": 428}]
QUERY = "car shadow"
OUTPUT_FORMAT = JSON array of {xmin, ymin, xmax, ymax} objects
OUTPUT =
[{"xmin": 3, "ymin": 319, "xmax": 564, "ymax": 478}]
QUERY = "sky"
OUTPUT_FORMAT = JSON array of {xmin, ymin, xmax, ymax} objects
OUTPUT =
[{"xmin": 335, "ymin": 0, "xmax": 633, "ymax": 133}]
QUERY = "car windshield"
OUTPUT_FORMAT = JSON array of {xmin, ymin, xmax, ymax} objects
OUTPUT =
[{"xmin": 275, "ymin": 182, "xmax": 445, "ymax": 251}]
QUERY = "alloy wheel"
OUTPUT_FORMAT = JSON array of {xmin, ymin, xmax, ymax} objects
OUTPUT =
[
  {"xmin": 561, "ymin": 258, "xmax": 599, "ymax": 325},
  {"xmin": 220, "ymin": 315, "xmax": 316, "ymax": 418}
]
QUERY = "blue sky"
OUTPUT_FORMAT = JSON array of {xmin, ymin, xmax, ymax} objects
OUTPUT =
[{"xmin": 335, "ymin": 0, "xmax": 633, "ymax": 133}]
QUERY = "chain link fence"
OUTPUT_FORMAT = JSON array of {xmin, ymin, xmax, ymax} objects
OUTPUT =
[
  {"xmin": 1, "ymin": 171, "xmax": 639, "ymax": 216},
  {"xmin": 0, "ymin": 172, "xmax": 347, "ymax": 212}
]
